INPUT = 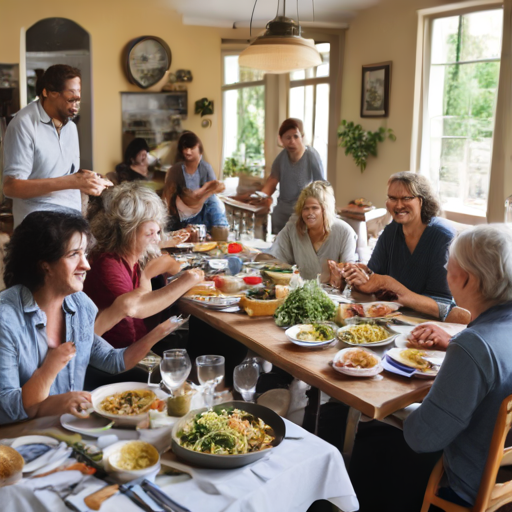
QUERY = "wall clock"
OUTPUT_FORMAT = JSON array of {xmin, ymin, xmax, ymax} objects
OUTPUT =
[{"xmin": 124, "ymin": 36, "xmax": 172, "ymax": 89}]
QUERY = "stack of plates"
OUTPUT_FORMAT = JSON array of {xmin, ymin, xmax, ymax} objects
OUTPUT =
[
  {"xmin": 384, "ymin": 347, "xmax": 445, "ymax": 379},
  {"xmin": 184, "ymin": 295, "xmax": 240, "ymax": 312}
]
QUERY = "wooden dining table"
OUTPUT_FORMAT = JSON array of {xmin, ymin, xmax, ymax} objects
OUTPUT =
[{"xmin": 178, "ymin": 298, "xmax": 433, "ymax": 462}]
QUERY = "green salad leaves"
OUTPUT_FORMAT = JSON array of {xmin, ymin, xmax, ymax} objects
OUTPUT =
[{"xmin": 274, "ymin": 280, "xmax": 337, "ymax": 327}]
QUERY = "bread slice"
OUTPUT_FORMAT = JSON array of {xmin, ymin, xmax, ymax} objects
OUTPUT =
[{"xmin": 239, "ymin": 296, "xmax": 285, "ymax": 317}]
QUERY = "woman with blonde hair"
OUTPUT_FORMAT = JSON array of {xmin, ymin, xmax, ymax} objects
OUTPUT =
[
  {"xmin": 269, "ymin": 181, "xmax": 356, "ymax": 281},
  {"xmin": 84, "ymin": 182, "xmax": 203, "ymax": 349}
]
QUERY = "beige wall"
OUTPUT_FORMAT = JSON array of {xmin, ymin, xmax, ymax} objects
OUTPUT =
[
  {"xmin": 0, "ymin": 0, "xmax": 248, "ymax": 177},
  {"xmin": 336, "ymin": 0, "xmax": 471, "ymax": 209}
]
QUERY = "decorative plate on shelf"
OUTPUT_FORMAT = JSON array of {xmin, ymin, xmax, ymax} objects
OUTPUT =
[{"xmin": 125, "ymin": 36, "xmax": 172, "ymax": 89}]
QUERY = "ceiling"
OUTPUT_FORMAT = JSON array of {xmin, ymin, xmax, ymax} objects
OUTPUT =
[{"xmin": 166, "ymin": 0, "xmax": 381, "ymax": 29}]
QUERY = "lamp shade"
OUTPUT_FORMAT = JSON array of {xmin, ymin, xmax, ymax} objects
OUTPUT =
[{"xmin": 239, "ymin": 36, "xmax": 322, "ymax": 73}]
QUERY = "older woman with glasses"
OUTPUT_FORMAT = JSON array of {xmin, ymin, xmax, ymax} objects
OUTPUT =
[
  {"xmin": 269, "ymin": 181, "xmax": 357, "ymax": 281},
  {"xmin": 339, "ymin": 172, "xmax": 469, "ymax": 323},
  {"xmin": 404, "ymin": 224, "xmax": 512, "ymax": 508}
]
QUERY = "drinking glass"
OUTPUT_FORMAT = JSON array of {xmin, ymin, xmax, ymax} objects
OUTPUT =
[
  {"xmin": 233, "ymin": 361, "xmax": 260, "ymax": 402},
  {"xmin": 196, "ymin": 355, "xmax": 225, "ymax": 408},
  {"xmin": 160, "ymin": 349, "xmax": 192, "ymax": 396},
  {"xmin": 136, "ymin": 351, "xmax": 162, "ymax": 386}
]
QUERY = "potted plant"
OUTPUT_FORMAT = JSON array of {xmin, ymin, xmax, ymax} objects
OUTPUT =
[
  {"xmin": 337, "ymin": 120, "xmax": 396, "ymax": 172},
  {"xmin": 222, "ymin": 155, "xmax": 265, "ymax": 196}
]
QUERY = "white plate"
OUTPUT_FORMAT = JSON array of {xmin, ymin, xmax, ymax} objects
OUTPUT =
[
  {"xmin": 339, "ymin": 301, "xmax": 402, "ymax": 320},
  {"xmin": 386, "ymin": 347, "xmax": 445, "ymax": 377},
  {"xmin": 11, "ymin": 435, "xmax": 61, "ymax": 473},
  {"xmin": 91, "ymin": 382, "xmax": 169, "ymax": 428},
  {"xmin": 337, "ymin": 325, "xmax": 397, "ymax": 347},
  {"xmin": 285, "ymin": 324, "xmax": 337, "ymax": 348},
  {"xmin": 60, "ymin": 413, "xmax": 115, "ymax": 435},
  {"xmin": 176, "ymin": 243, "xmax": 195, "ymax": 249},
  {"xmin": 185, "ymin": 296, "xmax": 241, "ymax": 309},
  {"xmin": 395, "ymin": 333, "xmax": 410, "ymax": 348},
  {"xmin": 332, "ymin": 348, "xmax": 383, "ymax": 377}
]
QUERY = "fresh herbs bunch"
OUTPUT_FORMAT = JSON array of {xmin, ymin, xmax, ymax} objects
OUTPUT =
[{"xmin": 274, "ymin": 280, "xmax": 337, "ymax": 327}]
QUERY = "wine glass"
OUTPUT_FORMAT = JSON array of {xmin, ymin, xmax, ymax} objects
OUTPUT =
[
  {"xmin": 234, "ymin": 361, "xmax": 260, "ymax": 402},
  {"xmin": 196, "ymin": 355, "xmax": 225, "ymax": 408},
  {"xmin": 160, "ymin": 349, "xmax": 191, "ymax": 396},
  {"xmin": 136, "ymin": 351, "xmax": 162, "ymax": 386}
]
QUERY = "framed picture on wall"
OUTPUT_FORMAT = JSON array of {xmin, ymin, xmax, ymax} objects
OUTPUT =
[{"xmin": 361, "ymin": 62, "xmax": 391, "ymax": 118}]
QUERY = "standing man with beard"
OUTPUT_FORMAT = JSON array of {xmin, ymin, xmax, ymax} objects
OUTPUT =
[{"xmin": 3, "ymin": 65, "xmax": 111, "ymax": 227}]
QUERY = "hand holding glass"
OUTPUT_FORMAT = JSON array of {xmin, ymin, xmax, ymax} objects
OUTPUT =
[
  {"xmin": 196, "ymin": 355, "xmax": 225, "ymax": 408},
  {"xmin": 160, "ymin": 349, "xmax": 191, "ymax": 396}
]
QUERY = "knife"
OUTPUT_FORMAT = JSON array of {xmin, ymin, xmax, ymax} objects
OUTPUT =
[
  {"xmin": 141, "ymin": 478, "xmax": 192, "ymax": 512},
  {"xmin": 82, "ymin": 475, "xmax": 190, "ymax": 512}
]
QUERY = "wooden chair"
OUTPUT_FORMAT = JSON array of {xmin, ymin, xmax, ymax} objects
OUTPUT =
[{"xmin": 420, "ymin": 394, "xmax": 512, "ymax": 512}]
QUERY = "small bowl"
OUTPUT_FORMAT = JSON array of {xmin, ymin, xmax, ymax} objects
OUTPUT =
[
  {"xmin": 332, "ymin": 348, "xmax": 383, "ymax": 377},
  {"xmin": 103, "ymin": 440, "xmax": 160, "ymax": 483},
  {"xmin": 285, "ymin": 322, "xmax": 338, "ymax": 348},
  {"xmin": 167, "ymin": 382, "xmax": 197, "ymax": 417}
]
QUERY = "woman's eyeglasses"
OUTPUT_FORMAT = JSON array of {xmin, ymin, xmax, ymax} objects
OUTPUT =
[{"xmin": 386, "ymin": 195, "xmax": 418, "ymax": 204}]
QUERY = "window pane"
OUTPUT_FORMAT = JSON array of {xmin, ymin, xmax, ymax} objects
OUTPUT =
[
  {"xmin": 431, "ymin": 9, "xmax": 502, "ymax": 65},
  {"xmin": 289, "ymin": 85, "xmax": 314, "ymax": 136},
  {"xmin": 460, "ymin": 10, "xmax": 502, "ymax": 62},
  {"xmin": 289, "ymin": 86, "xmax": 305, "ymax": 120},
  {"xmin": 223, "ymin": 55, "xmax": 265, "ymax": 85},
  {"xmin": 290, "ymin": 42, "xmax": 330, "ymax": 80},
  {"xmin": 316, "ymin": 43, "xmax": 330, "ymax": 77},
  {"xmin": 313, "ymin": 83, "xmax": 329, "ymax": 174},
  {"xmin": 426, "ymin": 14, "xmax": 501, "ymax": 215},
  {"xmin": 222, "ymin": 86, "xmax": 265, "ymax": 176}
]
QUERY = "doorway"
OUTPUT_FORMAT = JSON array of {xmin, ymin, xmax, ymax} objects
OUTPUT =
[{"xmin": 26, "ymin": 18, "xmax": 93, "ymax": 169}]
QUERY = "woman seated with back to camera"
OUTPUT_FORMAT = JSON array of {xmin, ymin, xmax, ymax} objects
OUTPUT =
[
  {"xmin": 335, "ymin": 172, "xmax": 470, "ymax": 323},
  {"xmin": 84, "ymin": 181, "xmax": 204, "ymax": 350},
  {"xmin": 404, "ymin": 224, "xmax": 512, "ymax": 508},
  {"xmin": 162, "ymin": 131, "xmax": 228, "ymax": 233},
  {"xmin": 268, "ymin": 181, "xmax": 357, "ymax": 281},
  {"xmin": 0, "ymin": 211, "xmax": 181, "ymax": 424}
]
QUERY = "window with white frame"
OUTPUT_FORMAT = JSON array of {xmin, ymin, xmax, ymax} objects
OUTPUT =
[
  {"xmin": 289, "ymin": 43, "xmax": 330, "ymax": 173},
  {"xmin": 419, "ymin": 7, "xmax": 503, "ymax": 216},
  {"xmin": 222, "ymin": 55, "xmax": 265, "ymax": 178}
]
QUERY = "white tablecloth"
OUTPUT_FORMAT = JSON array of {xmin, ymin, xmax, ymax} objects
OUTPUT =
[{"xmin": 0, "ymin": 419, "xmax": 359, "ymax": 512}]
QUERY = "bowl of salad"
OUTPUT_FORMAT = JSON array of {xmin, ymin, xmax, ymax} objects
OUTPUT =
[
  {"xmin": 285, "ymin": 322, "xmax": 338, "ymax": 348},
  {"xmin": 171, "ymin": 401, "xmax": 286, "ymax": 469}
]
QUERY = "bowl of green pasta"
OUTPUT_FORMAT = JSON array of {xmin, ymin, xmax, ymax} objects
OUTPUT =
[{"xmin": 171, "ymin": 401, "xmax": 286, "ymax": 469}]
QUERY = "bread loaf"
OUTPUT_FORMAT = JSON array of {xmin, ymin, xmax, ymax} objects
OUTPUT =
[
  {"xmin": 239, "ymin": 296, "xmax": 285, "ymax": 317},
  {"xmin": 0, "ymin": 445, "xmax": 24, "ymax": 487}
]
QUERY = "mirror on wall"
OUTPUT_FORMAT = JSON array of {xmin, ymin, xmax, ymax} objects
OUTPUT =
[{"xmin": 26, "ymin": 17, "xmax": 93, "ymax": 169}]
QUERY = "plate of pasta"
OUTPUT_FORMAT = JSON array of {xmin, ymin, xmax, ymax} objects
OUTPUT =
[
  {"xmin": 337, "ymin": 323, "xmax": 397, "ymax": 347},
  {"xmin": 171, "ymin": 401, "xmax": 285, "ymax": 469}
]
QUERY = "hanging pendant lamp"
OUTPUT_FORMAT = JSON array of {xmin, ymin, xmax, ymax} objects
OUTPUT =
[{"xmin": 238, "ymin": 10, "xmax": 322, "ymax": 74}]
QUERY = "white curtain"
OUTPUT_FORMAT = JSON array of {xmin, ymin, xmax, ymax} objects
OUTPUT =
[{"xmin": 487, "ymin": 0, "xmax": 512, "ymax": 222}]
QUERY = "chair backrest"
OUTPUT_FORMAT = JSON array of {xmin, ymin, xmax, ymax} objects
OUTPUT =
[{"xmin": 473, "ymin": 394, "xmax": 512, "ymax": 510}]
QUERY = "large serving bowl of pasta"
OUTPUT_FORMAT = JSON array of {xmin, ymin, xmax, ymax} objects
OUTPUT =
[{"xmin": 171, "ymin": 401, "xmax": 286, "ymax": 469}]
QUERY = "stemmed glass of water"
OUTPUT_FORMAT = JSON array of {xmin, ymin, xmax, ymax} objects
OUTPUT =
[
  {"xmin": 196, "ymin": 355, "xmax": 225, "ymax": 408},
  {"xmin": 137, "ymin": 351, "xmax": 162, "ymax": 386},
  {"xmin": 160, "ymin": 349, "xmax": 191, "ymax": 397},
  {"xmin": 233, "ymin": 360, "xmax": 260, "ymax": 402}
]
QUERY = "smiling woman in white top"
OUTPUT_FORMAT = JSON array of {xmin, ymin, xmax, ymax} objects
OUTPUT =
[{"xmin": 269, "ymin": 181, "xmax": 357, "ymax": 281}]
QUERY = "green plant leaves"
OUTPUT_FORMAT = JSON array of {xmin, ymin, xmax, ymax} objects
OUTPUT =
[{"xmin": 337, "ymin": 120, "xmax": 396, "ymax": 172}]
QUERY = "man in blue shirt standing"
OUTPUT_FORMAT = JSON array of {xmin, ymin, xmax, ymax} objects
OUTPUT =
[{"xmin": 3, "ymin": 64, "xmax": 111, "ymax": 227}]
